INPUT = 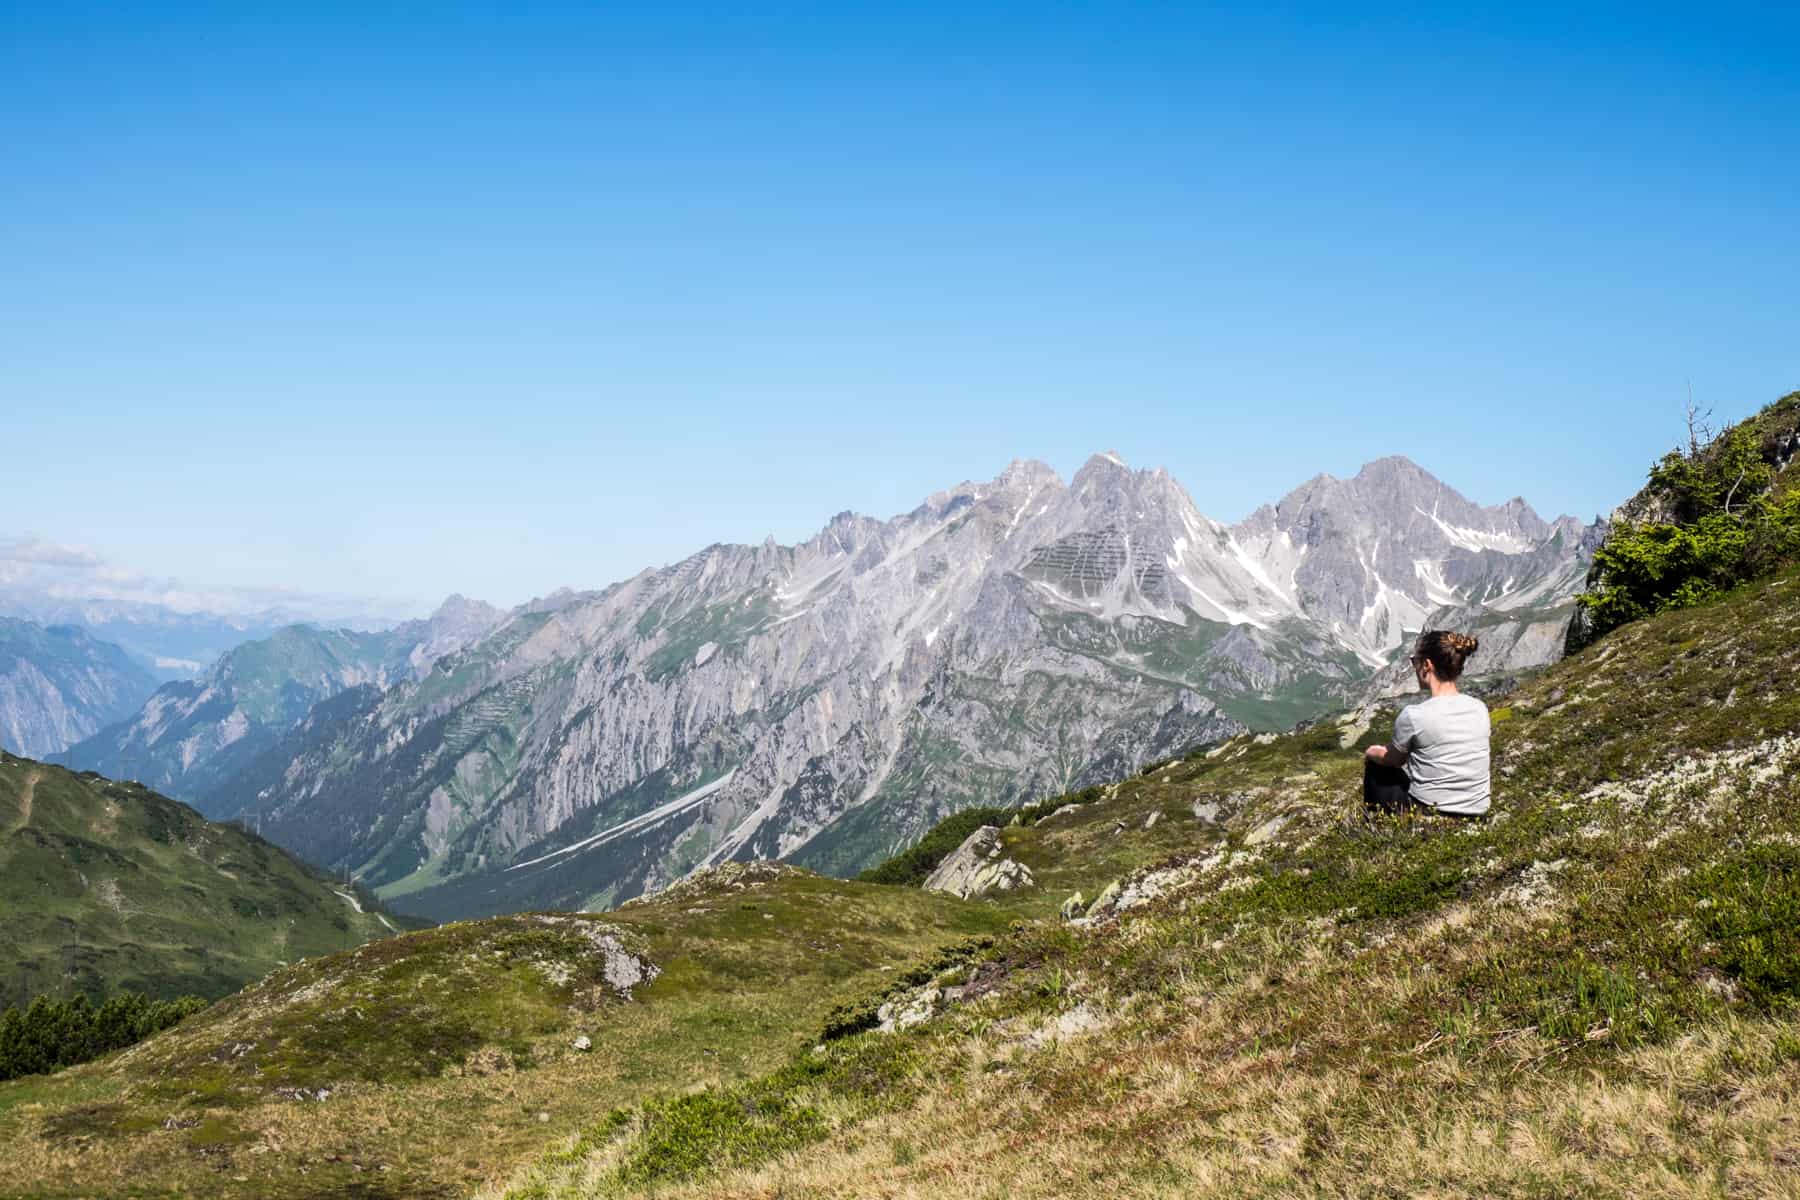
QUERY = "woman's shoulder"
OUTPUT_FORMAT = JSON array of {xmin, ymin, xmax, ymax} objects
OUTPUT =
[{"xmin": 1410, "ymin": 692, "xmax": 1488, "ymax": 715}]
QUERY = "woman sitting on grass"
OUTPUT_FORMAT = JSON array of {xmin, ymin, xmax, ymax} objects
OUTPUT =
[{"xmin": 1363, "ymin": 630, "xmax": 1491, "ymax": 819}]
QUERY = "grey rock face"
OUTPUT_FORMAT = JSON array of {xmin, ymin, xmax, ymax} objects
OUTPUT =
[
  {"xmin": 1233, "ymin": 457, "xmax": 1585, "ymax": 666},
  {"xmin": 57, "ymin": 596, "xmax": 502, "ymax": 813},
  {"xmin": 1364, "ymin": 519, "xmax": 1608, "ymax": 699},
  {"xmin": 177, "ymin": 452, "xmax": 1593, "ymax": 919},
  {"xmin": 922, "ymin": 826, "xmax": 1035, "ymax": 899},
  {"xmin": 0, "ymin": 620, "xmax": 158, "ymax": 758}
]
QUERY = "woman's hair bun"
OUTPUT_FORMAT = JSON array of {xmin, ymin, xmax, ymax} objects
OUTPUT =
[{"xmin": 1414, "ymin": 629, "xmax": 1479, "ymax": 680}]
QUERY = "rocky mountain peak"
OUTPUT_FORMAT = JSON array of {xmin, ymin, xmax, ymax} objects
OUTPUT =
[
  {"xmin": 994, "ymin": 457, "xmax": 1062, "ymax": 490},
  {"xmin": 427, "ymin": 594, "xmax": 501, "ymax": 627},
  {"xmin": 1070, "ymin": 450, "xmax": 1139, "ymax": 491},
  {"xmin": 71, "ymin": 447, "xmax": 1601, "ymax": 920}
]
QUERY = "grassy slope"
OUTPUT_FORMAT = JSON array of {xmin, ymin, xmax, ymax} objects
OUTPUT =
[
  {"xmin": 0, "ymin": 756, "xmax": 406, "ymax": 1009},
  {"xmin": 0, "ymin": 863, "xmax": 1008, "ymax": 1199},
  {"xmin": 488, "ymin": 566, "xmax": 1800, "ymax": 1199},
  {"xmin": 5, "ymin": 568, "xmax": 1796, "ymax": 1199}
]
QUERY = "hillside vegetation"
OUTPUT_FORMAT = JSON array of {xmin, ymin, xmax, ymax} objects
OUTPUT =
[
  {"xmin": 3, "ymin": 560, "xmax": 1793, "ymax": 1197},
  {"xmin": 483, "ymin": 563, "xmax": 1800, "ymax": 1199},
  {"xmin": 0, "ymin": 864, "xmax": 1007, "ymax": 1198},
  {"xmin": 1, "ymin": 992, "xmax": 207, "ymax": 1083},
  {"xmin": 0, "ymin": 756, "xmax": 409, "ymax": 1008},
  {"xmin": 1573, "ymin": 390, "xmax": 1800, "ymax": 649}
]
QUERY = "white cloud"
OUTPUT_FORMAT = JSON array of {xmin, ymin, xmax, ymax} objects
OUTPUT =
[
  {"xmin": 0, "ymin": 532, "xmax": 418, "ymax": 625},
  {"xmin": 0, "ymin": 537, "xmax": 104, "ymax": 569}
]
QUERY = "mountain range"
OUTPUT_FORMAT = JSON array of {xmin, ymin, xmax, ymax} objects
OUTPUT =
[
  {"xmin": 58, "ymin": 596, "xmax": 504, "ymax": 806},
  {"xmin": 0, "ymin": 619, "xmax": 159, "ymax": 759},
  {"xmin": 10, "ymin": 398, "xmax": 1797, "ymax": 1200},
  {"xmin": 60, "ymin": 451, "xmax": 1593, "ymax": 920},
  {"xmin": 0, "ymin": 534, "xmax": 416, "ymax": 678},
  {"xmin": 10, "ymin": 524, "xmax": 1794, "ymax": 1200}
]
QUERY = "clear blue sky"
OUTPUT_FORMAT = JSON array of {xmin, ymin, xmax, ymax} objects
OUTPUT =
[{"xmin": 5, "ymin": 2, "xmax": 1796, "ymax": 611}]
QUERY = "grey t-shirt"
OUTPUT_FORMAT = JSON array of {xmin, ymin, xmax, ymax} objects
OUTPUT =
[{"xmin": 1392, "ymin": 693, "xmax": 1491, "ymax": 816}]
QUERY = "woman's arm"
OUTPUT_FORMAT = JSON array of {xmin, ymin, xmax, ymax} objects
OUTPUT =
[
  {"xmin": 1365, "ymin": 743, "xmax": 1409, "ymax": 768},
  {"xmin": 1370, "ymin": 707, "xmax": 1415, "ymax": 769}
]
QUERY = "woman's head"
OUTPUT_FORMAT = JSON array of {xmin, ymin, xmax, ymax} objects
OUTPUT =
[{"xmin": 1412, "ymin": 630, "xmax": 1479, "ymax": 682}]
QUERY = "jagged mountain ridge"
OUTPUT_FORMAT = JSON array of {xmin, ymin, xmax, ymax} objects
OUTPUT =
[
  {"xmin": 56, "ymin": 596, "xmax": 504, "ymax": 809},
  {"xmin": 0, "ymin": 618, "xmax": 159, "ymax": 758},
  {"xmin": 206, "ymin": 452, "xmax": 1591, "ymax": 918}
]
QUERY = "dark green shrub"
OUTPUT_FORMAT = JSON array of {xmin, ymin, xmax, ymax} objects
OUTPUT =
[
  {"xmin": 611, "ymin": 1036, "xmax": 922, "ymax": 1186},
  {"xmin": 856, "ymin": 807, "xmax": 1012, "ymax": 886},
  {"xmin": 818, "ymin": 934, "xmax": 997, "ymax": 1043},
  {"xmin": 0, "ymin": 990, "xmax": 206, "ymax": 1081},
  {"xmin": 1576, "ymin": 394, "xmax": 1800, "ymax": 648}
]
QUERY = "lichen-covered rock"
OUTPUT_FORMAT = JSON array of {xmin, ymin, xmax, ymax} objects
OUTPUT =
[
  {"xmin": 923, "ymin": 826, "xmax": 1036, "ymax": 899},
  {"xmin": 526, "ymin": 913, "xmax": 660, "ymax": 995},
  {"xmin": 1246, "ymin": 814, "xmax": 1289, "ymax": 846},
  {"xmin": 1022, "ymin": 1002, "xmax": 1107, "ymax": 1049},
  {"xmin": 1083, "ymin": 879, "xmax": 1121, "ymax": 920},
  {"xmin": 877, "ymin": 986, "xmax": 942, "ymax": 1033}
]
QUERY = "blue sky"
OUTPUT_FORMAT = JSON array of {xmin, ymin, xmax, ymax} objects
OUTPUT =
[{"xmin": 4, "ymin": 2, "xmax": 1796, "ymax": 611}]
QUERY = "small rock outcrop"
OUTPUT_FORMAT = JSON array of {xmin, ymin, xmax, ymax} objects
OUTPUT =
[
  {"xmin": 877, "ymin": 986, "xmax": 942, "ymax": 1033},
  {"xmin": 1083, "ymin": 879, "xmax": 1122, "ymax": 919},
  {"xmin": 923, "ymin": 826, "xmax": 1036, "ymax": 899}
]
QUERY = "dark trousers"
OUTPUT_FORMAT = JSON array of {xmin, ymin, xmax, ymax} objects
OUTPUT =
[
  {"xmin": 1363, "ymin": 759, "xmax": 1412, "ymax": 815},
  {"xmin": 1362, "ymin": 759, "xmax": 1488, "ymax": 821}
]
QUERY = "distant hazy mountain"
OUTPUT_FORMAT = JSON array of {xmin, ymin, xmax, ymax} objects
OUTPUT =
[
  {"xmin": 209, "ymin": 453, "xmax": 1593, "ymax": 919},
  {"xmin": 0, "ymin": 751, "xmax": 409, "ymax": 1006},
  {"xmin": 0, "ymin": 619, "xmax": 159, "ymax": 758},
  {"xmin": 57, "ymin": 597, "xmax": 503, "ymax": 810},
  {"xmin": 0, "ymin": 534, "xmax": 418, "ymax": 678}
]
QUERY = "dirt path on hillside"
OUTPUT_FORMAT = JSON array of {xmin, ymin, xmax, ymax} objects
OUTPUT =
[{"xmin": 11, "ymin": 769, "xmax": 39, "ymax": 833}]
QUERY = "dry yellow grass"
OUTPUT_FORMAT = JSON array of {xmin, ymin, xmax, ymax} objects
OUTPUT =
[{"xmin": 486, "ymin": 884, "xmax": 1800, "ymax": 1200}]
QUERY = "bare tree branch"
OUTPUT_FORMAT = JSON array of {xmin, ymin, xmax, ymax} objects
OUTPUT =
[
  {"xmin": 1723, "ymin": 467, "xmax": 1747, "ymax": 515},
  {"xmin": 1684, "ymin": 383, "xmax": 1716, "ymax": 458}
]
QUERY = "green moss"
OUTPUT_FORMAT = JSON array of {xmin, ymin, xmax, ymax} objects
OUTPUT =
[
  {"xmin": 611, "ymin": 1034, "xmax": 925, "ymax": 1187},
  {"xmin": 1691, "ymin": 844, "xmax": 1800, "ymax": 1008},
  {"xmin": 186, "ymin": 1115, "xmax": 256, "ymax": 1150}
]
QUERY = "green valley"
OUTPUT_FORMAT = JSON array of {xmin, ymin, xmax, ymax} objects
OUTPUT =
[{"xmin": 0, "ymin": 756, "xmax": 411, "ymax": 1009}]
